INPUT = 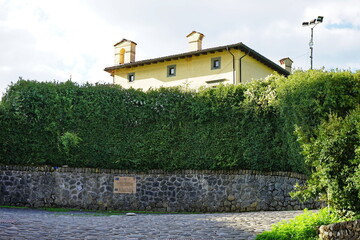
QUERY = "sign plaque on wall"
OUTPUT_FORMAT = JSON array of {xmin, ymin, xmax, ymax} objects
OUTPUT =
[{"xmin": 114, "ymin": 176, "xmax": 136, "ymax": 194}]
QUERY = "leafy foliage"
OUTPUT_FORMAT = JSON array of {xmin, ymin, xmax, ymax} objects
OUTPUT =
[
  {"xmin": 255, "ymin": 208, "xmax": 343, "ymax": 240},
  {"xmin": 292, "ymin": 107, "xmax": 360, "ymax": 214},
  {"xmin": 276, "ymin": 70, "xmax": 360, "ymax": 172},
  {"xmin": 0, "ymin": 71, "xmax": 359, "ymax": 177},
  {"xmin": 276, "ymin": 70, "xmax": 360, "ymax": 214}
]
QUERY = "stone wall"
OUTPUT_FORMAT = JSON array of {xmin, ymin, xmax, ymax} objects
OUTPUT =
[
  {"xmin": 0, "ymin": 165, "xmax": 319, "ymax": 212},
  {"xmin": 319, "ymin": 220, "xmax": 360, "ymax": 240}
]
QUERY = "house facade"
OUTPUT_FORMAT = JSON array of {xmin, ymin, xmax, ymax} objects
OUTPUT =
[{"xmin": 104, "ymin": 31, "xmax": 293, "ymax": 90}]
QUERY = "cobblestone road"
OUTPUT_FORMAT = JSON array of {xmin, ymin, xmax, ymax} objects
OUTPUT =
[{"xmin": 0, "ymin": 208, "xmax": 306, "ymax": 240}]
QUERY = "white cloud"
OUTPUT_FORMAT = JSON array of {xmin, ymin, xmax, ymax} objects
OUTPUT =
[{"xmin": 0, "ymin": 66, "xmax": 12, "ymax": 72}]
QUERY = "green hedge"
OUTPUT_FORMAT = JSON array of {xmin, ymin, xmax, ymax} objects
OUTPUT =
[
  {"xmin": 276, "ymin": 70, "xmax": 360, "ymax": 170},
  {"xmin": 0, "ymin": 71, "xmax": 359, "ymax": 173}
]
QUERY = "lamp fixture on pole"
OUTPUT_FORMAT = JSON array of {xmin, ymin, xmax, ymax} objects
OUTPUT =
[{"xmin": 302, "ymin": 16, "xmax": 324, "ymax": 70}]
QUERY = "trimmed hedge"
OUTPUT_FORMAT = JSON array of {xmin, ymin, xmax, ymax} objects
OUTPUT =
[{"xmin": 0, "ymin": 70, "xmax": 359, "ymax": 173}]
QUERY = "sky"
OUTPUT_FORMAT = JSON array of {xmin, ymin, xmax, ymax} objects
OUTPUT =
[{"xmin": 1, "ymin": 0, "xmax": 359, "ymax": 97}]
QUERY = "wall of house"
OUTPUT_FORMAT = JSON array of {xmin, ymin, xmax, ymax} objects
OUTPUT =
[
  {"xmin": 113, "ymin": 49, "xmax": 276, "ymax": 91},
  {"xmin": 241, "ymin": 57, "xmax": 277, "ymax": 84},
  {"xmin": 0, "ymin": 165, "xmax": 320, "ymax": 212},
  {"xmin": 113, "ymin": 51, "xmax": 234, "ymax": 90}
]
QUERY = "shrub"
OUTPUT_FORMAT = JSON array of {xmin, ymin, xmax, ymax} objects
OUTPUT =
[
  {"xmin": 276, "ymin": 70, "xmax": 360, "ymax": 173},
  {"xmin": 292, "ymin": 106, "xmax": 360, "ymax": 214},
  {"xmin": 255, "ymin": 208, "xmax": 342, "ymax": 240}
]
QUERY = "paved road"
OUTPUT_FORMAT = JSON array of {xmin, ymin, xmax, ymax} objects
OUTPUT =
[{"xmin": 0, "ymin": 208, "xmax": 305, "ymax": 240}]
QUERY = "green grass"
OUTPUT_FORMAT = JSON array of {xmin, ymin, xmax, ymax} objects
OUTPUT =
[
  {"xmin": 0, "ymin": 206, "xmax": 89, "ymax": 213},
  {"xmin": 0, "ymin": 205, "xmax": 28, "ymax": 209},
  {"xmin": 255, "ymin": 208, "xmax": 345, "ymax": 240},
  {"xmin": 0, "ymin": 205, "xmax": 200, "ymax": 216},
  {"xmin": 40, "ymin": 207, "xmax": 83, "ymax": 212}
]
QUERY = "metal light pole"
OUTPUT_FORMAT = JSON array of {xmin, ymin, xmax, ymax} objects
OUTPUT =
[{"xmin": 302, "ymin": 16, "xmax": 324, "ymax": 70}]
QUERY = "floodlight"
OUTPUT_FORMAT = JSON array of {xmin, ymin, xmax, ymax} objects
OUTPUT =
[
  {"xmin": 317, "ymin": 16, "xmax": 324, "ymax": 23},
  {"xmin": 302, "ymin": 16, "xmax": 324, "ymax": 70}
]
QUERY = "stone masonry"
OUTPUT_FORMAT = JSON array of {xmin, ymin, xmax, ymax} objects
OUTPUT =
[
  {"xmin": 0, "ymin": 165, "xmax": 319, "ymax": 212},
  {"xmin": 319, "ymin": 220, "xmax": 360, "ymax": 240}
]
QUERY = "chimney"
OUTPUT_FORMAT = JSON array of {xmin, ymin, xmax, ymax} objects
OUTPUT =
[
  {"xmin": 279, "ymin": 57, "xmax": 293, "ymax": 73},
  {"xmin": 186, "ymin": 31, "xmax": 204, "ymax": 51},
  {"xmin": 114, "ymin": 39, "xmax": 137, "ymax": 64}
]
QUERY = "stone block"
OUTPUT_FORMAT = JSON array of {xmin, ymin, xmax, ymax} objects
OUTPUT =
[
  {"xmin": 227, "ymin": 195, "xmax": 235, "ymax": 201},
  {"xmin": 223, "ymin": 200, "xmax": 231, "ymax": 207}
]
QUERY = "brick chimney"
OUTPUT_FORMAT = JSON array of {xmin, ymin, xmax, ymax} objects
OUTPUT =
[
  {"xmin": 186, "ymin": 31, "xmax": 204, "ymax": 51},
  {"xmin": 279, "ymin": 57, "xmax": 293, "ymax": 73}
]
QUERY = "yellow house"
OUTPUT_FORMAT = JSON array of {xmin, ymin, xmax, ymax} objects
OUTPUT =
[{"xmin": 104, "ymin": 31, "xmax": 293, "ymax": 90}]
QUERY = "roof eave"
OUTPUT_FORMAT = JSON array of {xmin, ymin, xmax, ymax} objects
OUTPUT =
[{"xmin": 104, "ymin": 43, "xmax": 290, "ymax": 76}]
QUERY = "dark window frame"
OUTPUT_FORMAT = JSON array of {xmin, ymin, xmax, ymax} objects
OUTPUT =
[
  {"xmin": 128, "ymin": 72, "xmax": 135, "ymax": 82},
  {"xmin": 167, "ymin": 65, "xmax": 176, "ymax": 77},
  {"xmin": 211, "ymin": 57, "xmax": 221, "ymax": 70}
]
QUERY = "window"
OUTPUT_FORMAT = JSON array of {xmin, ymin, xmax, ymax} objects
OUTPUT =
[
  {"xmin": 128, "ymin": 72, "xmax": 135, "ymax": 82},
  {"xmin": 211, "ymin": 57, "xmax": 221, "ymax": 70},
  {"xmin": 167, "ymin": 65, "xmax": 176, "ymax": 77}
]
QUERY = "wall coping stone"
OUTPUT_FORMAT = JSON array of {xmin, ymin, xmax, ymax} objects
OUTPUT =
[{"xmin": 0, "ymin": 165, "xmax": 308, "ymax": 179}]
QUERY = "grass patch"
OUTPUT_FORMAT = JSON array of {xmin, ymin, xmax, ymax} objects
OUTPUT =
[
  {"xmin": 40, "ymin": 207, "xmax": 83, "ymax": 212},
  {"xmin": 0, "ymin": 205, "xmax": 200, "ymax": 216},
  {"xmin": 255, "ymin": 208, "xmax": 346, "ymax": 240},
  {"xmin": 0, "ymin": 205, "xmax": 28, "ymax": 209}
]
